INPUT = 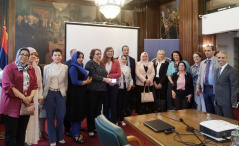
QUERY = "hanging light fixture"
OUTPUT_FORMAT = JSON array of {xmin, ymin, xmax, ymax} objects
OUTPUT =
[{"xmin": 95, "ymin": 0, "xmax": 125, "ymax": 19}]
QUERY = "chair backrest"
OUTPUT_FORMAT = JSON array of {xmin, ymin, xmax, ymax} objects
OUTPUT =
[{"xmin": 95, "ymin": 115, "xmax": 130, "ymax": 146}]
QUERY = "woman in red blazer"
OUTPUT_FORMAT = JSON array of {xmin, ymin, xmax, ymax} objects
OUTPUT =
[{"xmin": 100, "ymin": 47, "xmax": 121, "ymax": 124}]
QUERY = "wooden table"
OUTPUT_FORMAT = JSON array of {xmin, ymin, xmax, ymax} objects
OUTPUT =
[{"xmin": 124, "ymin": 109, "xmax": 239, "ymax": 146}]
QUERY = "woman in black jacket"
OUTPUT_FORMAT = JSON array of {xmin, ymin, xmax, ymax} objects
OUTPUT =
[
  {"xmin": 153, "ymin": 50, "xmax": 169, "ymax": 112},
  {"xmin": 172, "ymin": 62, "xmax": 193, "ymax": 110}
]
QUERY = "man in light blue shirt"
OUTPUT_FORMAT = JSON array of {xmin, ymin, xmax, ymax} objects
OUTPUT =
[{"xmin": 196, "ymin": 46, "xmax": 219, "ymax": 114}]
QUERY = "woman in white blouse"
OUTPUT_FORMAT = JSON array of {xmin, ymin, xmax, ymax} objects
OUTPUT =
[
  {"xmin": 153, "ymin": 50, "xmax": 169, "ymax": 112},
  {"xmin": 135, "ymin": 52, "xmax": 155, "ymax": 115},
  {"xmin": 43, "ymin": 48, "xmax": 68, "ymax": 146},
  {"xmin": 117, "ymin": 55, "xmax": 133, "ymax": 126}
]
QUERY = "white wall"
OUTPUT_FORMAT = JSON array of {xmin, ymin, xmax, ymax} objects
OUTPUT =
[
  {"xmin": 217, "ymin": 32, "xmax": 237, "ymax": 67},
  {"xmin": 202, "ymin": 7, "xmax": 239, "ymax": 35}
]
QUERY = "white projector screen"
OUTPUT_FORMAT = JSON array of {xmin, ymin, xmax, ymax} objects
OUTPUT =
[{"xmin": 65, "ymin": 22, "xmax": 139, "ymax": 66}]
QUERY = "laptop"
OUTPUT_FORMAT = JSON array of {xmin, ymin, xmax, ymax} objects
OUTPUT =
[{"xmin": 144, "ymin": 119, "xmax": 175, "ymax": 132}]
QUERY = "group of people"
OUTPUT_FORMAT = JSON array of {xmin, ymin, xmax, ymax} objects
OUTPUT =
[{"xmin": 0, "ymin": 45, "xmax": 237, "ymax": 146}]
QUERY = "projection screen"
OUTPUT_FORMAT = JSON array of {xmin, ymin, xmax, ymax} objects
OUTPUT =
[{"xmin": 65, "ymin": 22, "xmax": 139, "ymax": 66}]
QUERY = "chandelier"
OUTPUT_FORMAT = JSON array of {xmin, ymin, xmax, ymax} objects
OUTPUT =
[
  {"xmin": 95, "ymin": 0, "xmax": 125, "ymax": 19},
  {"xmin": 52, "ymin": 3, "xmax": 68, "ymax": 12}
]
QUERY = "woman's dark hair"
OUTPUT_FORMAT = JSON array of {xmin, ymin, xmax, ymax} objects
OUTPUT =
[
  {"xmin": 121, "ymin": 55, "xmax": 127, "ymax": 59},
  {"xmin": 77, "ymin": 51, "xmax": 84, "ymax": 59},
  {"xmin": 89, "ymin": 49, "xmax": 101, "ymax": 60},
  {"xmin": 178, "ymin": 61, "xmax": 187, "ymax": 70},
  {"xmin": 193, "ymin": 52, "xmax": 202, "ymax": 58},
  {"xmin": 102, "ymin": 47, "xmax": 115, "ymax": 63},
  {"xmin": 171, "ymin": 51, "xmax": 183, "ymax": 62},
  {"xmin": 35, "ymin": 52, "xmax": 39, "ymax": 58},
  {"xmin": 52, "ymin": 48, "xmax": 62, "ymax": 56}
]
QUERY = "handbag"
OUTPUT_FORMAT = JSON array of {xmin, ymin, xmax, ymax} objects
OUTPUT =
[
  {"xmin": 141, "ymin": 86, "xmax": 154, "ymax": 103},
  {"xmin": 20, "ymin": 102, "xmax": 35, "ymax": 116}
]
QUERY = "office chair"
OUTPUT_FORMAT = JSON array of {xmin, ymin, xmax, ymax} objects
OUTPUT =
[{"xmin": 95, "ymin": 115, "xmax": 142, "ymax": 146}]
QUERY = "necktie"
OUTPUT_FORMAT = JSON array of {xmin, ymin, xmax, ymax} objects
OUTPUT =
[
  {"xmin": 217, "ymin": 67, "xmax": 222, "ymax": 79},
  {"xmin": 205, "ymin": 60, "xmax": 211, "ymax": 85}
]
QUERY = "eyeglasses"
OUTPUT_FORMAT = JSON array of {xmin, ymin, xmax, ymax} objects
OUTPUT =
[{"xmin": 19, "ymin": 53, "xmax": 29, "ymax": 57}]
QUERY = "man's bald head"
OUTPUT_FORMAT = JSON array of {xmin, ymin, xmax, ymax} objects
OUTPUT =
[{"xmin": 70, "ymin": 49, "xmax": 77, "ymax": 58}]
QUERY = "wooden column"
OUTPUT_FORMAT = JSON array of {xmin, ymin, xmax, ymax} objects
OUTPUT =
[
  {"xmin": 8, "ymin": 0, "xmax": 16, "ymax": 63},
  {"xmin": 179, "ymin": 0, "xmax": 198, "ymax": 65},
  {"xmin": 135, "ymin": 4, "xmax": 161, "ymax": 61}
]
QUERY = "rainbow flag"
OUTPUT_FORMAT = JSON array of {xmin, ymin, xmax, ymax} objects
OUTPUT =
[
  {"xmin": 0, "ymin": 26, "xmax": 8, "ymax": 70},
  {"xmin": 0, "ymin": 26, "xmax": 8, "ymax": 87}
]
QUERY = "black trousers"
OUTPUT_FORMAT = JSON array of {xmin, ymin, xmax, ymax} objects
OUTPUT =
[
  {"xmin": 87, "ymin": 90, "xmax": 105, "ymax": 132},
  {"xmin": 64, "ymin": 97, "xmax": 71, "ymax": 132},
  {"xmin": 3, "ymin": 114, "xmax": 30, "ymax": 146},
  {"xmin": 173, "ymin": 90, "xmax": 190, "ymax": 110},
  {"xmin": 154, "ymin": 79, "xmax": 168, "ymax": 112},
  {"xmin": 125, "ymin": 88, "xmax": 135, "ymax": 116},
  {"xmin": 136, "ymin": 85, "xmax": 154, "ymax": 115},
  {"xmin": 118, "ymin": 88, "xmax": 130, "ymax": 121},
  {"xmin": 103, "ymin": 84, "xmax": 119, "ymax": 124}
]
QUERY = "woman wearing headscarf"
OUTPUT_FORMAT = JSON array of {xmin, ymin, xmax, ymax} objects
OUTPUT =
[
  {"xmin": 0, "ymin": 47, "xmax": 38, "ymax": 146},
  {"xmin": 25, "ymin": 47, "xmax": 44, "ymax": 146},
  {"xmin": 43, "ymin": 48, "xmax": 68, "ymax": 146},
  {"xmin": 68, "ymin": 51, "xmax": 92, "ymax": 144},
  {"xmin": 135, "ymin": 52, "xmax": 155, "ymax": 115},
  {"xmin": 35, "ymin": 52, "xmax": 48, "ymax": 139},
  {"xmin": 117, "ymin": 55, "xmax": 133, "ymax": 126}
]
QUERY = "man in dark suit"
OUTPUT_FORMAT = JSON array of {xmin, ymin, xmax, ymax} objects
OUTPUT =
[
  {"xmin": 64, "ymin": 49, "xmax": 77, "ymax": 66},
  {"xmin": 214, "ymin": 51, "xmax": 238, "ymax": 119},
  {"xmin": 117, "ymin": 45, "xmax": 136, "ymax": 116}
]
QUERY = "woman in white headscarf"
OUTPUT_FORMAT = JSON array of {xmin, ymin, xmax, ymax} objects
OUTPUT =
[
  {"xmin": 25, "ymin": 47, "xmax": 43, "ymax": 146},
  {"xmin": 0, "ymin": 47, "xmax": 38, "ymax": 146},
  {"xmin": 135, "ymin": 52, "xmax": 155, "ymax": 115},
  {"xmin": 117, "ymin": 55, "xmax": 133, "ymax": 126}
]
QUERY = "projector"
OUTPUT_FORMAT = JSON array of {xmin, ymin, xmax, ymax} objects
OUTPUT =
[{"xmin": 200, "ymin": 120, "xmax": 238, "ymax": 141}]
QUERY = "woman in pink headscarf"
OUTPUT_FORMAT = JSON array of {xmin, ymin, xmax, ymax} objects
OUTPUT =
[{"xmin": 25, "ymin": 47, "xmax": 44, "ymax": 146}]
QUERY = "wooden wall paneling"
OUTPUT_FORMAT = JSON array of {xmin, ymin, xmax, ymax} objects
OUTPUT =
[
  {"xmin": 8, "ymin": 0, "xmax": 16, "ymax": 64},
  {"xmin": 145, "ymin": 4, "xmax": 160, "ymax": 39},
  {"xmin": 179, "ymin": 0, "xmax": 195, "ymax": 65},
  {"xmin": 206, "ymin": 0, "xmax": 239, "ymax": 11},
  {"xmin": 135, "ymin": 11, "xmax": 146, "ymax": 61},
  {"xmin": 198, "ymin": 0, "xmax": 206, "ymax": 58},
  {"xmin": 135, "ymin": 4, "xmax": 161, "ymax": 61},
  {"xmin": 192, "ymin": 0, "xmax": 198, "ymax": 55}
]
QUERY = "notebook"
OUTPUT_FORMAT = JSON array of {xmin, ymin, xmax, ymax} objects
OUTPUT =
[{"xmin": 144, "ymin": 119, "xmax": 175, "ymax": 132}]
